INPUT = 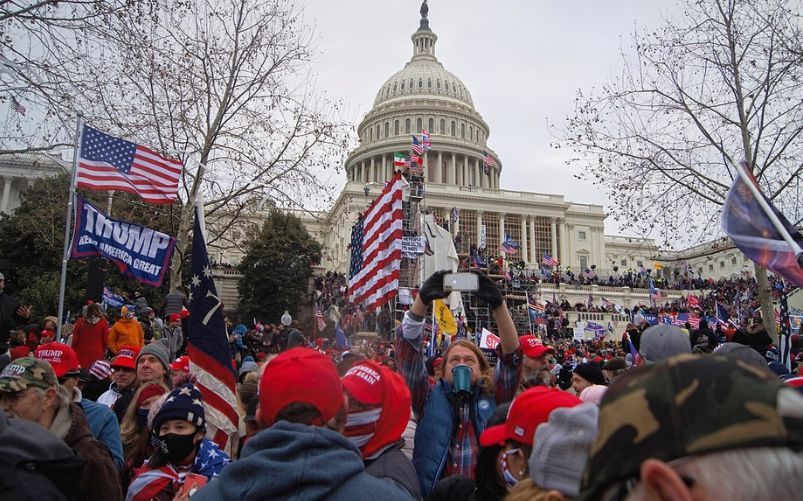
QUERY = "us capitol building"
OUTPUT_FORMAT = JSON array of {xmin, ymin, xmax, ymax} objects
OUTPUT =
[{"xmin": 298, "ymin": 3, "xmax": 657, "ymax": 278}]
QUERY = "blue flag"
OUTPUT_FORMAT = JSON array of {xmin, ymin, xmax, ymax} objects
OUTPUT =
[
  {"xmin": 187, "ymin": 205, "xmax": 239, "ymax": 449},
  {"xmin": 335, "ymin": 321, "xmax": 349, "ymax": 350}
]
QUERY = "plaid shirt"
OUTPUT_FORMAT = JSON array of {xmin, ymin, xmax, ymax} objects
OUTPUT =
[{"xmin": 396, "ymin": 311, "xmax": 522, "ymax": 479}]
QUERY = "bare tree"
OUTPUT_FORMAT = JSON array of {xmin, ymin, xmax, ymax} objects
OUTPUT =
[
  {"xmin": 561, "ymin": 0, "xmax": 803, "ymax": 342},
  {"xmin": 5, "ymin": 0, "xmax": 350, "ymax": 289}
]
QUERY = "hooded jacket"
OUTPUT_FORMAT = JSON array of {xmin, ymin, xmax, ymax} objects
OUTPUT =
[
  {"xmin": 49, "ymin": 392, "xmax": 123, "ymax": 501},
  {"xmin": 108, "ymin": 315, "xmax": 145, "ymax": 354},
  {"xmin": 192, "ymin": 421, "xmax": 413, "ymax": 501}
]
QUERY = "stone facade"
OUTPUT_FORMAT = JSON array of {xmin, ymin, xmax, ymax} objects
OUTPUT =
[{"xmin": 0, "ymin": 154, "xmax": 68, "ymax": 214}]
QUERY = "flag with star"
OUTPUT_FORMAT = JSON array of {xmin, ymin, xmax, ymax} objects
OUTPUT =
[{"xmin": 187, "ymin": 203, "xmax": 239, "ymax": 454}]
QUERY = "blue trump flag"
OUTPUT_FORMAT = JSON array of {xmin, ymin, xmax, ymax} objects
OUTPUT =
[
  {"xmin": 187, "ymin": 204, "xmax": 239, "ymax": 451},
  {"xmin": 70, "ymin": 194, "xmax": 175, "ymax": 287},
  {"xmin": 335, "ymin": 320, "xmax": 349, "ymax": 350}
]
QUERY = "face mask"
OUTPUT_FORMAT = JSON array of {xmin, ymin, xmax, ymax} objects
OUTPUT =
[
  {"xmin": 343, "ymin": 407, "xmax": 382, "ymax": 450},
  {"xmin": 499, "ymin": 448, "xmax": 522, "ymax": 487},
  {"xmin": 87, "ymin": 316, "xmax": 99, "ymax": 325},
  {"xmin": 158, "ymin": 433, "xmax": 198, "ymax": 464},
  {"xmin": 451, "ymin": 364, "xmax": 472, "ymax": 394},
  {"xmin": 136, "ymin": 408, "xmax": 150, "ymax": 429}
]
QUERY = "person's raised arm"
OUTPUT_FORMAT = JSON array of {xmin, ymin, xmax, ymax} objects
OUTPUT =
[{"xmin": 474, "ymin": 271, "xmax": 519, "ymax": 354}]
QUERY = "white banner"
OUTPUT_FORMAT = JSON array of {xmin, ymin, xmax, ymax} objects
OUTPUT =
[
  {"xmin": 478, "ymin": 327, "xmax": 500, "ymax": 350},
  {"xmin": 402, "ymin": 236, "xmax": 426, "ymax": 259},
  {"xmin": 479, "ymin": 224, "xmax": 487, "ymax": 250}
]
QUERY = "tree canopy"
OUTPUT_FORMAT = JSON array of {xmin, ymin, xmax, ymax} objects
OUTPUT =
[
  {"xmin": 237, "ymin": 210, "xmax": 321, "ymax": 324},
  {"xmin": 0, "ymin": 173, "xmax": 180, "ymax": 319}
]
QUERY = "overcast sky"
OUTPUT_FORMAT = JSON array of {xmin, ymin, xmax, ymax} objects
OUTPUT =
[{"xmin": 301, "ymin": 0, "xmax": 680, "ymax": 237}]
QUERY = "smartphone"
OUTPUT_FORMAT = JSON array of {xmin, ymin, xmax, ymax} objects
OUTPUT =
[
  {"xmin": 443, "ymin": 272, "xmax": 479, "ymax": 292},
  {"xmin": 177, "ymin": 473, "xmax": 208, "ymax": 497}
]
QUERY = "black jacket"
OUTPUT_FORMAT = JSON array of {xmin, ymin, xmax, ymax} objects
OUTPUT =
[{"xmin": 0, "ymin": 291, "xmax": 24, "ymax": 341}]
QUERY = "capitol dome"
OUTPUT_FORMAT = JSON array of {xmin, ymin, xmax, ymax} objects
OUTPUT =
[{"xmin": 346, "ymin": 1, "xmax": 501, "ymax": 190}]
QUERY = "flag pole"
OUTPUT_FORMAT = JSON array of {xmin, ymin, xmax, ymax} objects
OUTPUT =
[
  {"xmin": 56, "ymin": 116, "xmax": 83, "ymax": 339},
  {"xmin": 732, "ymin": 160, "xmax": 803, "ymax": 264}
]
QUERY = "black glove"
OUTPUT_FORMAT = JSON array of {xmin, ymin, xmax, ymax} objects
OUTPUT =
[
  {"xmin": 419, "ymin": 270, "xmax": 450, "ymax": 305},
  {"xmin": 473, "ymin": 270, "xmax": 504, "ymax": 309}
]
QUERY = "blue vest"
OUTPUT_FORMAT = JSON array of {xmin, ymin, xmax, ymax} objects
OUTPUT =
[{"xmin": 412, "ymin": 380, "xmax": 496, "ymax": 496}]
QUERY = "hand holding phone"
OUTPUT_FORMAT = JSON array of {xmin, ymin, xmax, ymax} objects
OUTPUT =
[{"xmin": 443, "ymin": 272, "xmax": 479, "ymax": 292}]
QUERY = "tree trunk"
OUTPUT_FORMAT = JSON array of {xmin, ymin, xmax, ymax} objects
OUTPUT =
[
  {"xmin": 754, "ymin": 263, "xmax": 778, "ymax": 345},
  {"xmin": 168, "ymin": 201, "xmax": 196, "ymax": 292}
]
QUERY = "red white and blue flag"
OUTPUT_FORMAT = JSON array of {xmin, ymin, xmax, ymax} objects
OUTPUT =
[
  {"xmin": 411, "ymin": 135, "xmax": 424, "ymax": 155},
  {"xmin": 498, "ymin": 234, "xmax": 519, "ymax": 255},
  {"xmin": 315, "ymin": 306, "xmax": 327, "ymax": 332},
  {"xmin": 348, "ymin": 172, "xmax": 404, "ymax": 310},
  {"xmin": 483, "ymin": 150, "xmax": 494, "ymax": 175},
  {"xmin": 542, "ymin": 253, "xmax": 559, "ymax": 266},
  {"xmin": 187, "ymin": 204, "xmax": 239, "ymax": 454},
  {"xmin": 687, "ymin": 294, "xmax": 700, "ymax": 309},
  {"xmin": 76, "ymin": 125, "xmax": 182, "ymax": 204},
  {"xmin": 601, "ymin": 297, "xmax": 614, "ymax": 309},
  {"xmin": 421, "ymin": 130, "xmax": 431, "ymax": 150}
]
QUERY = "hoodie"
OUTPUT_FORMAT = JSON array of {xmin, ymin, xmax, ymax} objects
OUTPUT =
[
  {"xmin": 192, "ymin": 420, "xmax": 412, "ymax": 501},
  {"xmin": 108, "ymin": 316, "xmax": 145, "ymax": 354}
]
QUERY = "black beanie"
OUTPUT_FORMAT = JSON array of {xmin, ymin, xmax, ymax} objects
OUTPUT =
[{"xmin": 573, "ymin": 362, "xmax": 606, "ymax": 386}]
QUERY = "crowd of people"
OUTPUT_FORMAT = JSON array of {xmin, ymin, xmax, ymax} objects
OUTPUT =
[{"xmin": 1, "ymin": 268, "xmax": 802, "ymax": 500}]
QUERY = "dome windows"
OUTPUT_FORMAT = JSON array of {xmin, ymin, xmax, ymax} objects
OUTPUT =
[
  {"xmin": 440, "ymin": 119, "xmax": 446, "ymax": 134},
  {"xmin": 445, "ymin": 81, "xmax": 449, "ymax": 91},
  {"xmin": 427, "ymin": 78, "xmax": 432, "ymax": 89},
  {"xmin": 410, "ymin": 78, "xmax": 414, "ymax": 89},
  {"xmin": 385, "ymin": 122, "xmax": 389, "ymax": 137},
  {"xmin": 405, "ymin": 118, "xmax": 411, "ymax": 134},
  {"xmin": 450, "ymin": 121, "xmax": 456, "ymax": 137},
  {"xmin": 416, "ymin": 117, "xmax": 422, "ymax": 132},
  {"xmin": 436, "ymin": 79, "xmax": 441, "ymax": 90},
  {"xmin": 418, "ymin": 78, "xmax": 423, "ymax": 89},
  {"xmin": 401, "ymin": 80, "xmax": 405, "ymax": 90},
  {"xmin": 461, "ymin": 123, "xmax": 465, "ymax": 139},
  {"xmin": 394, "ymin": 120, "xmax": 400, "ymax": 135},
  {"xmin": 428, "ymin": 118, "xmax": 434, "ymax": 132}
]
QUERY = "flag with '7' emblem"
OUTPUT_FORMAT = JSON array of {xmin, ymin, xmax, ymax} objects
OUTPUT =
[{"xmin": 188, "ymin": 204, "xmax": 239, "ymax": 454}]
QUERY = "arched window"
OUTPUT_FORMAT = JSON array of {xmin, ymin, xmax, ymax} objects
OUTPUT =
[
  {"xmin": 416, "ymin": 117, "xmax": 422, "ymax": 132},
  {"xmin": 405, "ymin": 118, "xmax": 411, "ymax": 134},
  {"xmin": 427, "ymin": 78, "xmax": 432, "ymax": 89},
  {"xmin": 394, "ymin": 120, "xmax": 400, "ymax": 135},
  {"xmin": 440, "ymin": 119, "xmax": 446, "ymax": 134},
  {"xmin": 461, "ymin": 123, "xmax": 465, "ymax": 139},
  {"xmin": 445, "ymin": 81, "xmax": 449, "ymax": 91},
  {"xmin": 376, "ymin": 124, "xmax": 380, "ymax": 140},
  {"xmin": 369, "ymin": 128, "xmax": 373, "ymax": 141},
  {"xmin": 450, "ymin": 121, "xmax": 456, "ymax": 136},
  {"xmin": 428, "ymin": 118, "xmax": 435, "ymax": 132},
  {"xmin": 401, "ymin": 80, "xmax": 405, "ymax": 90},
  {"xmin": 393, "ymin": 82, "xmax": 397, "ymax": 92},
  {"xmin": 410, "ymin": 78, "xmax": 414, "ymax": 89},
  {"xmin": 469, "ymin": 126, "xmax": 473, "ymax": 141},
  {"xmin": 418, "ymin": 79, "xmax": 423, "ymax": 89},
  {"xmin": 436, "ymin": 79, "xmax": 441, "ymax": 90},
  {"xmin": 385, "ymin": 122, "xmax": 389, "ymax": 137}
]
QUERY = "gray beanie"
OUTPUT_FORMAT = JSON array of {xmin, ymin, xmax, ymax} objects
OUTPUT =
[
  {"xmin": 137, "ymin": 342, "xmax": 170, "ymax": 373},
  {"xmin": 530, "ymin": 403, "xmax": 599, "ymax": 497},
  {"xmin": 639, "ymin": 324, "xmax": 691, "ymax": 363}
]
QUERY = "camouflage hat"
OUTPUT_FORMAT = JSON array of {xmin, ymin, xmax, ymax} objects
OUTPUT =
[
  {"xmin": 0, "ymin": 357, "xmax": 59, "ymax": 393},
  {"xmin": 578, "ymin": 353, "xmax": 803, "ymax": 500}
]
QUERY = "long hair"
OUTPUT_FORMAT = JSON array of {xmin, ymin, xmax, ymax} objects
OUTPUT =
[
  {"xmin": 120, "ymin": 382, "xmax": 169, "ymax": 466},
  {"xmin": 441, "ymin": 340, "xmax": 494, "ymax": 396}
]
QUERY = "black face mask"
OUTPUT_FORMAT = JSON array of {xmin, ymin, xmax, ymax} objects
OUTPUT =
[{"xmin": 158, "ymin": 433, "xmax": 198, "ymax": 464}]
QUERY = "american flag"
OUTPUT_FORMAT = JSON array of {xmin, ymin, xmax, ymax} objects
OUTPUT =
[
  {"xmin": 687, "ymin": 294, "xmax": 700, "ymax": 309},
  {"xmin": 649, "ymin": 279, "xmax": 661, "ymax": 303},
  {"xmin": 542, "ymin": 253, "xmax": 559, "ymax": 266},
  {"xmin": 411, "ymin": 136, "xmax": 424, "ymax": 155},
  {"xmin": 348, "ymin": 172, "xmax": 404, "ymax": 310},
  {"xmin": 687, "ymin": 314, "xmax": 701, "ymax": 330},
  {"xmin": 601, "ymin": 297, "xmax": 614, "ymax": 309},
  {"xmin": 421, "ymin": 129, "xmax": 431, "ymax": 150},
  {"xmin": 187, "ymin": 205, "xmax": 239, "ymax": 454},
  {"xmin": 11, "ymin": 96, "xmax": 25, "ymax": 116},
  {"xmin": 315, "ymin": 306, "xmax": 327, "ymax": 332},
  {"xmin": 498, "ymin": 234, "xmax": 519, "ymax": 255},
  {"xmin": 77, "ymin": 125, "xmax": 182, "ymax": 204},
  {"xmin": 483, "ymin": 150, "xmax": 494, "ymax": 175}
]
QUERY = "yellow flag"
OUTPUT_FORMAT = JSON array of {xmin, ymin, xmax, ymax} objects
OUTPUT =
[
  {"xmin": 433, "ymin": 299, "xmax": 458, "ymax": 339},
  {"xmin": 654, "ymin": 263, "xmax": 664, "ymax": 270}
]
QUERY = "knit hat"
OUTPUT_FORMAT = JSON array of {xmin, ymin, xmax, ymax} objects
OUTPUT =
[
  {"xmin": 111, "ymin": 346, "xmax": 140, "ymax": 369},
  {"xmin": 341, "ymin": 361, "xmax": 411, "ymax": 457},
  {"xmin": 573, "ymin": 363, "xmax": 606, "ymax": 386},
  {"xmin": 638, "ymin": 324, "xmax": 691, "ymax": 363},
  {"xmin": 0, "ymin": 357, "xmax": 58, "ymax": 392},
  {"xmin": 34, "ymin": 342, "xmax": 81, "ymax": 378},
  {"xmin": 519, "ymin": 336, "xmax": 555, "ymax": 359},
  {"xmin": 167, "ymin": 313, "xmax": 180, "ymax": 323},
  {"xmin": 136, "ymin": 383, "xmax": 167, "ymax": 408},
  {"xmin": 89, "ymin": 360, "xmax": 112, "ymax": 380},
  {"xmin": 578, "ymin": 354, "xmax": 803, "ymax": 500},
  {"xmin": 480, "ymin": 386, "xmax": 582, "ymax": 447},
  {"xmin": 531, "ymin": 403, "xmax": 599, "ymax": 498},
  {"xmin": 238, "ymin": 361, "xmax": 258, "ymax": 378},
  {"xmin": 151, "ymin": 384, "xmax": 206, "ymax": 434},
  {"xmin": 259, "ymin": 347, "xmax": 344, "ymax": 427},
  {"xmin": 578, "ymin": 385, "xmax": 607, "ymax": 405},
  {"xmin": 137, "ymin": 342, "xmax": 170, "ymax": 373}
]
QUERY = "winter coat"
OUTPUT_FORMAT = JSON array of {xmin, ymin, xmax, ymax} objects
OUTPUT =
[
  {"xmin": 192, "ymin": 421, "xmax": 413, "ymax": 501},
  {"xmin": 159, "ymin": 325, "xmax": 183, "ymax": 361},
  {"xmin": 0, "ymin": 291, "xmax": 24, "ymax": 340},
  {"xmin": 364, "ymin": 441, "xmax": 421, "ymax": 499},
  {"xmin": 74, "ymin": 388, "xmax": 124, "ymax": 470},
  {"xmin": 71, "ymin": 317, "xmax": 109, "ymax": 368},
  {"xmin": 50, "ymin": 393, "xmax": 123, "ymax": 501},
  {"xmin": 108, "ymin": 318, "xmax": 145, "ymax": 354}
]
